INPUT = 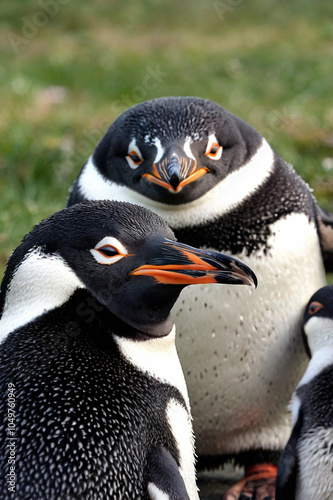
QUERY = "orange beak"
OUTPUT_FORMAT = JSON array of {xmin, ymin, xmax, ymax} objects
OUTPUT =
[
  {"xmin": 142, "ymin": 156, "xmax": 209, "ymax": 193},
  {"xmin": 131, "ymin": 239, "xmax": 257, "ymax": 288}
]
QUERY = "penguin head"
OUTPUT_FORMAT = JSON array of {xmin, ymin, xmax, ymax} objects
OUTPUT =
[
  {"xmin": 302, "ymin": 285, "xmax": 333, "ymax": 357},
  {"xmin": 81, "ymin": 97, "xmax": 263, "ymax": 205},
  {"xmin": 0, "ymin": 201, "xmax": 257, "ymax": 339}
]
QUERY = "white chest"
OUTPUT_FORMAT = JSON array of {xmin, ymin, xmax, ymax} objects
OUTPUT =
[{"xmin": 172, "ymin": 213, "xmax": 326, "ymax": 454}]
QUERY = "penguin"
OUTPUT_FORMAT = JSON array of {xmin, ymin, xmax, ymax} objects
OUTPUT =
[
  {"xmin": 67, "ymin": 96, "xmax": 333, "ymax": 498},
  {"xmin": 276, "ymin": 285, "xmax": 333, "ymax": 500},
  {"xmin": 0, "ymin": 200, "xmax": 257, "ymax": 500}
]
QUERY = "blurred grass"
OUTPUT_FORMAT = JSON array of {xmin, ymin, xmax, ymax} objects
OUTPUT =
[{"xmin": 0, "ymin": 0, "xmax": 332, "ymax": 283}]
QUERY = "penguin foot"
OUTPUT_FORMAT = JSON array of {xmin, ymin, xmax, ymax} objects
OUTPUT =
[{"xmin": 223, "ymin": 464, "xmax": 277, "ymax": 500}]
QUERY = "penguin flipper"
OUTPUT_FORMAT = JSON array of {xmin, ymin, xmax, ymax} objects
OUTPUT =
[
  {"xmin": 317, "ymin": 206, "xmax": 333, "ymax": 273},
  {"xmin": 146, "ymin": 445, "xmax": 190, "ymax": 500},
  {"xmin": 276, "ymin": 408, "xmax": 303, "ymax": 500}
]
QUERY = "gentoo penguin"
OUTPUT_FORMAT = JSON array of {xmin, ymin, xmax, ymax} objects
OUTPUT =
[
  {"xmin": 276, "ymin": 285, "xmax": 333, "ymax": 500},
  {"xmin": 0, "ymin": 200, "xmax": 256, "ymax": 500},
  {"xmin": 67, "ymin": 96, "xmax": 333, "ymax": 498}
]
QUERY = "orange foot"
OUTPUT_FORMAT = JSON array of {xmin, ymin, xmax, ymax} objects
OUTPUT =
[{"xmin": 223, "ymin": 463, "xmax": 277, "ymax": 500}]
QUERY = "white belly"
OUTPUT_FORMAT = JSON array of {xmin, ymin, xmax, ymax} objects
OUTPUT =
[{"xmin": 172, "ymin": 214, "xmax": 326, "ymax": 454}]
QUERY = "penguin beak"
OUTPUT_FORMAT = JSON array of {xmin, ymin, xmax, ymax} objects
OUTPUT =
[
  {"xmin": 166, "ymin": 158, "xmax": 182, "ymax": 190},
  {"xmin": 131, "ymin": 239, "xmax": 257, "ymax": 288},
  {"xmin": 142, "ymin": 155, "xmax": 209, "ymax": 193}
]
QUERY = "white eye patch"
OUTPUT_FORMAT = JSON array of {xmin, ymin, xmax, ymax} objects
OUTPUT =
[
  {"xmin": 126, "ymin": 138, "xmax": 143, "ymax": 169},
  {"xmin": 152, "ymin": 137, "xmax": 164, "ymax": 163},
  {"xmin": 183, "ymin": 136, "xmax": 195, "ymax": 160},
  {"xmin": 90, "ymin": 236, "xmax": 128, "ymax": 265},
  {"xmin": 205, "ymin": 133, "xmax": 223, "ymax": 160}
]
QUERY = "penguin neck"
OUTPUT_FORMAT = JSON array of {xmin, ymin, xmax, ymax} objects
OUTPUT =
[
  {"xmin": 113, "ymin": 323, "xmax": 190, "ymax": 410},
  {"xmin": 305, "ymin": 316, "xmax": 333, "ymax": 354},
  {"xmin": 59, "ymin": 289, "xmax": 176, "ymax": 341},
  {"xmin": 104, "ymin": 289, "xmax": 178, "ymax": 338},
  {"xmin": 93, "ymin": 280, "xmax": 183, "ymax": 339},
  {"xmin": 0, "ymin": 248, "xmax": 85, "ymax": 344},
  {"xmin": 298, "ymin": 346, "xmax": 333, "ymax": 390},
  {"xmin": 117, "ymin": 312, "xmax": 175, "ymax": 339},
  {"xmin": 300, "ymin": 316, "xmax": 333, "ymax": 387}
]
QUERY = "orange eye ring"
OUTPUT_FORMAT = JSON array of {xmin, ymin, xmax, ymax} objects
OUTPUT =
[
  {"xmin": 308, "ymin": 301, "xmax": 324, "ymax": 315},
  {"xmin": 91, "ymin": 237, "xmax": 132, "ymax": 265},
  {"xmin": 205, "ymin": 143, "xmax": 222, "ymax": 159},
  {"xmin": 128, "ymin": 151, "xmax": 143, "ymax": 165}
]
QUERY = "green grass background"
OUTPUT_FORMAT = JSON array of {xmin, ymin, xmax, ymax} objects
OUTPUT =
[{"xmin": 1, "ymin": 0, "xmax": 332, "ymax": 282}]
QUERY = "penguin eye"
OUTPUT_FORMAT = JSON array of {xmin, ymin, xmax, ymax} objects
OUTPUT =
[
  {"xmin": 90, "ymin": 237, "xmax": 129, "ymax": 265},
  {"xmin": 210, "ymin": 145, "xmax": 219, "ymax": 155},
  {"xmin": 205, "ymin": 143, "xmax": 223, "ymax": 160},
  {"xmin": 97, "ymin": 245, "xmax": 119, "ymax": 258},
  {"xmin": 127, "ymin": 151, "xmax": 143, "ymax": 166},
  {"xmin": 308, "ymin": 301, "xmax": 324, "ymax": 315}
]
